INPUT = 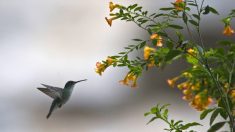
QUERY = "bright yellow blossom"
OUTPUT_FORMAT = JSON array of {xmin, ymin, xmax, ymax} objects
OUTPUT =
[
  {"xmin": 144, "ymin": 46, "xmax": 156, "ymax": 60},
  {"xmin": 223, "ymin": 25, "xmax": 235, "ymax": 36}
]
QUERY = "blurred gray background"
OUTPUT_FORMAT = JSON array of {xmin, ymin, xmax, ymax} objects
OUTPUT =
[{"xmin": 0, "ymin": 0, "xmax": 234, "ymax": 132}]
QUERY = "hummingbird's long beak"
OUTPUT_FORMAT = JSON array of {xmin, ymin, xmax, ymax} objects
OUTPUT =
[{"xmin": 75, "ymin": 79, "xmax": 87, "ymax": 83}]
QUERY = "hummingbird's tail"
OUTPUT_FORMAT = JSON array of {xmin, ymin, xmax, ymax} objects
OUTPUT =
[
  {"xmin": 47, "ymin": 99, "xmax": 59, "ymax": 119},
  {"xmin": 46, "ymin": 112, "xmax": 52, "ymax": 119}
]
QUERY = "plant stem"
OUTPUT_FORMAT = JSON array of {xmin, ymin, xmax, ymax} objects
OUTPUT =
[
  {"xmin": 183, "ymin": 0, "xmax": 234, "ymax": 130},
  {"xmin": 204, "ymin": 63, "xmax": 234, "ymax": 131}
]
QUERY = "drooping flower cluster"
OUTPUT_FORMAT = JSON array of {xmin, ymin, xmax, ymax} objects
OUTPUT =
[
  {"xmin": 95, "ymin": 62, "xmax": 106, "ymax": 75},
  {"xmin": 173, "ymin": 0, "xmax": 185, "ymax": 11},
  {"xmin": 167, "ymin": 73, "xmax": 213, "ymax": 111},
  {"xmin": 105, "ymin": 2, "xmax": 120, "ymax": 27},
  {"xmin": 190, "ymin": 91, "xmax": 213, "ymax": 111},
  {"xmin": 95, "ymin": 57, "xmax": 116, "ymax": 75},
  {"xmin": 144, "ymin": 46, "xmax": 156, "ymax": 68},
  {"xmin": 222, "ymin": 17, "xmax": 234, "ymax": 36},
  {"xmin": 119, "ymin": 72, "xmax": 138, "ymax": 88},
  {"xmin": 187, "ymin": 48, "xmax": 197, "ymax": 56}
]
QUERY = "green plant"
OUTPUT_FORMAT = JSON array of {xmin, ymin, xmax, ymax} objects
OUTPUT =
[
  {"xmin": 96, "ymin": 1, "xmax": 235, "ymax": 131},
  {"xmin": 145, "ymin": 104, "xmax": 201, "ymax": 132}
]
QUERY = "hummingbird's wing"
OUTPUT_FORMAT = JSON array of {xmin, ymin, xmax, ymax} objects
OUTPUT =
[{"xmin": 37, "ymin": 84, "xmax": 63, "ymax": 99}]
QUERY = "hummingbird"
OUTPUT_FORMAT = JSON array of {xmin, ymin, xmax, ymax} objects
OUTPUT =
[{"xmin": 37, "ymin": 79, "xmax": 87, "ymax": 119}]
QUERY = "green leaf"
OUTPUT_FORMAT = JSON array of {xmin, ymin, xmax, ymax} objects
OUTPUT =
[
  {"xmin": 192, "ymin": 14, "xmax": 200, "ymax": 20},
  {"xmin": 165, "ymin": 50, "xmax": 182, "ymax": 62},
  {"xmin": 134, "ymin": 7, "xmax": 142, "ymax": 12},
  {"xmin": 180, "ymin": 122, "xmax": 202, "ymax": 130},
  {"xmin": 186, "ymin": 55, "xmax": 198, "ymax": 65},
  {"xmin": 210, "ymin": 109, "xmax": 220, "ymax": 125},
  {"xmin": 132, "ymin": 39, "xmax": 142, "ymax": 41},
  {"xmin": 174, "ymin": 120, "xmax": 183, "ymax": 126},
  {"xmin": 149, "ymin": 13, "xmax": 156, "ymax": 17},
  {"xmin": 160, "ymin": 7, "xmax": 175, "ymax": 11},
  {"xmin": 166, "ymin": 39, "xmax": 174, "ymax": 49},
  {"xmin": 218, "ymin": 108, "xmax": 228, "ymax": 120},
  {"xmin": 183, "ymin": 12, "xmax": 188, "ymax": 24},
  {"xmin": 222, "ymin": 17, "xmax": 231, "ymax": 24},
  {"xmin": 163, "ymin": 109, "xmax": 168, "ymax": 119},
  {"xmin": 188, "ymin": 3, "xmax": 197, "ymax": 7},
  {"xmin": 209, "ymin": 7, "xmax": 219, "ymax": 15},
  {"xmin": 144, "ymin": 112, "xmax": 151, "ymax": 117},
  {"xmin": 154, "ymin": 13, "xmax": 164, "ymax": 18},
  {"xmin": 200, "ymin": 108, "xmax": 215, "ymax": 120},
  {"xmin": 147, "ymin": 117, "xmax": 158, "ymax": 125},
  {"xmin": 139, "ymin": 41, "xmax": 146, "ymax": 49},
  {"xmin": 147, "ymin": 28, "xmax": 152, "ymax": 35},
  {"xmin": 129, "ymin": 4, "xmax": 138, "ymax": 10},
  {"xmin": 217, "ymin": 40, "xmax": 233, "ymax": 46},
  {"xmin": 141, "ymin": 20, "xmax": 148, "ymax": 24},
  {"xmin": 157, "ymin": 32, "xmax": 168, "ymax": 37},
  {"xmin": 203, "ymin": 5, "xmax": 210, "ymax": 15},
  {"xmin": 151, "ymin": 107, "xmax": 157, "ymax": 114},
  {"xmin": 207, "ymin": 122, "xmax": 226, "ymax": 132},
  {"xmin": 168, "ymin": 24, "xmax": 184, "ymax": 29},
  {"xmin": 160, "ymin": 104, "xmax": 170, "ymax": 111},
  {"xmin": 189, "ymin": 20, "xmax": 199, "ymax": 26},
  {"xmin": 203, "ymin": 6, "xmax": 219, "ymax": 15},
  {"xmin": 119, "ymin": 52, "xmax": 126, "ymax": 55}
]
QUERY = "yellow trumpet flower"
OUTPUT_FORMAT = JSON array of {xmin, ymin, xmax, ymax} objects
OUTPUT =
[
  {"xmin": 167, "ymin": 76, "xmax": 180, "ymax": 88},
  {"xmin": 95, "ymin": 62, "xmax": 106, "ymax": 75},
  {"xmin": 106, "ymin": 57, "xmax": 115, "ymax": 65},
  {"xmin": 109, "ymin": 2, "xmax": 119, "ymax": 12},
  {"xmin": 223, "ymin": 25, "xmax": 235, "ymax": 36},
  {"xmin": 105, "ymin": 17, "xmax": 114, "ymax": 27}
]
